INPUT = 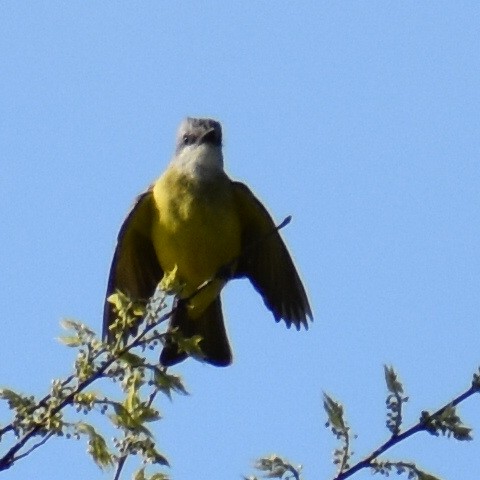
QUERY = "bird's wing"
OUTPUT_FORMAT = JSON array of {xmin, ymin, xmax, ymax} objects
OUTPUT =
[
  {"xmin": 231, "ymin": 181, "xmax": 312, "ymax": 330},
  {"xmin": 103, "ymin": 187, "xmax": 163, "ymax": 341}
]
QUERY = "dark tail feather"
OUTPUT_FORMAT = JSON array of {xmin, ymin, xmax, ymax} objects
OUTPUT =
[{"xmin": 160, "ymin": 296, "xmax": 232, "ymax": 367}]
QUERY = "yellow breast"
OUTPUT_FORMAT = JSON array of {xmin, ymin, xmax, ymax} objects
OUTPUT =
[{"xmin": 151, "ymin": 166, "xmax": 241, "ymax": 303}]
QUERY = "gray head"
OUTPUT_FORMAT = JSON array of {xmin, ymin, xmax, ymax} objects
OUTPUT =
[{"xmin": 175, "ymin": 117, "xmax": 222, "ymax": 153}]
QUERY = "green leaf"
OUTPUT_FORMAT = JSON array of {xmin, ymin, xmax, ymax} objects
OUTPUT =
[
  {"xmin": 108, "ymin": 291, "xmax": 146, "ymax": 317},
  {"xmin": 119, "ymin": 352, "xmax": 145, "ymax": 368},
  {"xmin": 253, "ymin": 455, "xmax": 300, "ymax": 479},
  {"xmin": 453, "ymin": 425, "xmax": 473, "ymax": 440},
  {"xmin": 57, "ymin": 335, "xmax": 82, "ymax": 347},
  {"xmin": 323, "ymin": 393, "xmax": 346, "ymax": 431},
  {"xmin": 107, "ymin": 292, "xmax": 126, "ymax": 312},
  {"xmin": 132, "ymin": 302, "xmax": 147, "ymax": 317},
  {"xmin": 384, "ymin": 366, "xmax": 408, "ymax": 436},
  {"xmin": 60, "ymin": 319, "xmax": 82, "ymax": 331},
  {"xmin": 0, "ymin": 388, "xmax": 35, "ymax": 411},
  {"xmin": 149, "ymin": 448, "xmax": 169, "ymax": 466},
  {"xmin": 418, "ymin": 473, "xmax": 442, "ymax": 480},
  {"xmin": 125, "ymin": 370, "xmax": 143, "ymax": 412},
  {"xmin": 150, "ymin": 474, "xmax": 169, "ymax": 480},
  {"xmin": 110, "ymin": 403, "xmax": 152, "ymax": 437},
  {"xmin": 76, "ymin": 422, "xmax": 113, "ymax": 469},
  {"xmin": 422, "ymin": 405, "xmax": 472, "ymax": 441},
  {"xmin": 134, "ymin": 466, "xmax": 170, "ymax": 480},
  {"xmin": 60, "ymin": 319, "xmax": 95, "ymax": 337},
  {"xmin": 384, "ymin": 365, "xmax": 404, "ymax": 394},
  {"xmin": 76, "ymin": 422, "xmax": 95, "ymax": 436},
  {"xmin": 372, "ymin": 460, "xmax": 443, "ymax": 480},
  {"xmin": 134, "ymin": 467, "xmax": 146, "ymax": 480},
  {"xmin": 0, "ymin": 388, "xmax": 25, "ymax": 405},
  {"xmin": 153, "ymin": 368, "xmax": 188, "ymax": 399},
  {"xmin": 137, "ymin": 405, "xmax": 161, "ymax": 423},
  {"xmin": 165, "ymin": 328, "xmax": 204, "ymax": 360},
  {"xmin": 472, "ymin": 368, "xmax": 480, "ymax": 391}
]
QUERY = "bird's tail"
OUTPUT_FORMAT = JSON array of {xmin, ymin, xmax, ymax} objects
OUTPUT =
[{"xmin": 160, "ymin": 296, "xmax": 233, "ymax": 367}]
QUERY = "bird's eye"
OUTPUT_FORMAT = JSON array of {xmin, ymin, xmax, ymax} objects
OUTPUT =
[{"xmin": 183, "ymin": 134, "xmax": 192, "ymax": 145}]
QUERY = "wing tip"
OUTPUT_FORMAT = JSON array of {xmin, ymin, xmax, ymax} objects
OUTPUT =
[{"xmin": 273, "ymin": 303, "xmax": 313, "ymax": 331}]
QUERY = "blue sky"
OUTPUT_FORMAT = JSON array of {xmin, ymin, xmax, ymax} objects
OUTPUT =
[{"xmin": 1, "ymin": 2, "xmax": 480, "ymax": 479}]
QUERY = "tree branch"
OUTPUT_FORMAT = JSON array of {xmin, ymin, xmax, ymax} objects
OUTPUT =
[{"xmin": 334, "ymin": 383, "xmax": 478, "ymax": 480}]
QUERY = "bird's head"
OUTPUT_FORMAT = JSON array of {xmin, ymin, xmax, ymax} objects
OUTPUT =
[{"xmin": 172, "ymin": 117, "xmax": 224, "ymax": 177}]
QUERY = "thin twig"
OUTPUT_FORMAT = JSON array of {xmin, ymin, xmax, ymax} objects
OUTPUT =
[
  {"xmin": 113, "ymin": 455, "xmax": 127, "ymax": 480},
  {"xmin": 12, "ymin": 432, "xmax": 54, "ymax": 463},
  {"xmin": 287, "ymin": 464, "xmax": 301, "ymax": 480}
]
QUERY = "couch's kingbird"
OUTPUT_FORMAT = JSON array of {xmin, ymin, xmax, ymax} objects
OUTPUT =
[{"xmin": 103, "ymin": 118, "xmax": 312, "ymax": 366}]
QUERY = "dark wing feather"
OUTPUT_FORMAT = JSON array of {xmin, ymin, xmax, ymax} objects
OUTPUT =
[
  {"xmin": 232, "ymin": 181, "xmax": 312, "ymax": 330},
  {"xmin": 103, "ymin": 188, "xmax": 163, "ymax": 342}
]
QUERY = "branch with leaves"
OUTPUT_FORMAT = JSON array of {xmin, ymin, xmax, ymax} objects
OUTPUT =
[
  {"xmin": 248, "ymin": 366, "xmax": 479, "ymax": 480},
  {"xmin": 0, "ymin": 291, "xmax": 194, "ymax": 479},
  {"xmin": 2, "ymin": 289, "xmax": 480, "ymax": 480}
]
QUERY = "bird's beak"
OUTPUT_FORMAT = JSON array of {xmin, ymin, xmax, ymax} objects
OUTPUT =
[{"xmin": 199, "ymin": 127, "xmax": 217, "ymax": 144}]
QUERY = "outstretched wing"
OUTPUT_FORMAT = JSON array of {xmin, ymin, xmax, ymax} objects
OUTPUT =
[
  {"xmin": 232, "ymin": 181, "xmax": 312, "ymax": 330},
  {"xmin": 103, "ymin": 188, "xmax": 163, "ymax": 342}
]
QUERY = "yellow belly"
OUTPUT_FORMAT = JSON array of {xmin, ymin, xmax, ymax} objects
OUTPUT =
[{"xmin": 152, "ymin": 169, "xmax": 241, "ymax": 316}]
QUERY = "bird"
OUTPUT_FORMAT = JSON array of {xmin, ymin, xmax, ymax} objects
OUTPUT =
[{"xmin": 103, "ymin": 117, "xmax": 312, "ymax": 367}]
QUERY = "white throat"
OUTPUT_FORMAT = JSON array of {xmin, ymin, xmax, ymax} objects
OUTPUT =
[{"xmin": 171, "ymin": 144, "xmax": 224, "ymax": 180}]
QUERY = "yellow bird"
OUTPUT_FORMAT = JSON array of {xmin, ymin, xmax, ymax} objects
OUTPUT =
[{"xmin": 103, "ymin": 118, "xmax": 312, "ymax": 366}]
